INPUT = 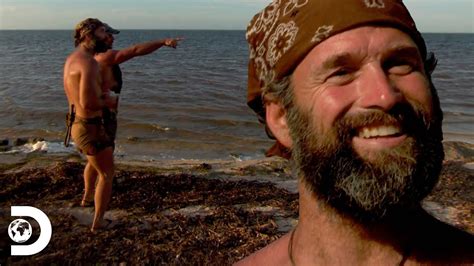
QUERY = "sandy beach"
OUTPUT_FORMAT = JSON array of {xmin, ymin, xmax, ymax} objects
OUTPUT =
[{"xmin": 0, "ymin": 141, "xmax": 473, "ymax": 264}]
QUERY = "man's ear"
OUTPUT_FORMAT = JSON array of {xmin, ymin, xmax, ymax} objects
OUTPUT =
[{"xmin": 265, "ymin": 101, "xmax": 292, "ymax": 148}]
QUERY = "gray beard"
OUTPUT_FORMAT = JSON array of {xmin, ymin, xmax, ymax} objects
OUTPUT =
[{"xmin": 288, "ymin": 101, "xmax": 444, "ymax": 223}]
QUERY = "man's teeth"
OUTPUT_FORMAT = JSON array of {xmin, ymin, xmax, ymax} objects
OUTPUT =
[{"xmin": 358, "ymin": 126, "xmax": 401, "ymax": 138}]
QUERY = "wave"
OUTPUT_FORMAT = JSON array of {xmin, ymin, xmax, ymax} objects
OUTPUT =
[{"xmin": 1, "ymin": 140, "xmax": 77, "ymax": 155}]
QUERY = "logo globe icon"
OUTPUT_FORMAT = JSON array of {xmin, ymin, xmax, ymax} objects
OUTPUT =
[{"xmin": 8, "ymin": 219, "xmax": 33, "ymax": 243}]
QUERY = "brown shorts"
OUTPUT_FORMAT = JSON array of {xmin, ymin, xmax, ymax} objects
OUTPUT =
[
  {"xmin": 71, "ymin": 116, "xmax": 113, "ymax": 155},
  {"xmin": 102, "ymin": 108, "xmax": 117, "ymax": 142}
]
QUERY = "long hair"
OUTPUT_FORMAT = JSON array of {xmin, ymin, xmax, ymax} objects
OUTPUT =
[{"xmin": 73, "ymin": 18, "xmax": 103, "ymax": 47}]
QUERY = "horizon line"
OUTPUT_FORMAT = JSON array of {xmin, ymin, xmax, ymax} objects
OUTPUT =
[{"xmin": 0, "ymin": 29, "xmax": 473, "ymax": 34}]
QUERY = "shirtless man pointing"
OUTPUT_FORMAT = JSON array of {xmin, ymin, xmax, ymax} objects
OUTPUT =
[{"xmin": 94, "ymin": 23, "xmax": 182, "ymax": 146}]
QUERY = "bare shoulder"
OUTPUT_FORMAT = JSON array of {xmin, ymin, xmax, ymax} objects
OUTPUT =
[
  {"xmin": 64, "ymin": 51, "xmax": 99, "ymax": 82},
  {"xmin": 234, "ymin": 233, "xmax": 292, "ymax": 266},
  {"xmin": 413, "ymin": 214, "xmax": 474, "ymax": 264},
  {"xmin": 95, "ymin": 50, "xmax": 118, "ymax": 65},
  {"xmin": 64, "ymin": 51, "xmax": 81, "ymax": 74}
]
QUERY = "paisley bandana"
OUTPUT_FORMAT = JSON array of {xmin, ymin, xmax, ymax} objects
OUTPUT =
[{"xmin": 246, "ymin": 0, "xmax": 426, "ymax": 157}]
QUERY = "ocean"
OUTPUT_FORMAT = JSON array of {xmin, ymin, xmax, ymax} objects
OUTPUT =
[{"xmin": 0, "ymin": 30, "xmax": 472, "ymax": 161}]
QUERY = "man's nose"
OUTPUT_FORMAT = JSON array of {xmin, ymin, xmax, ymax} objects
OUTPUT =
[{"xmin": 357, "ymin": 64, "xmax": 403, "ymax": 111}]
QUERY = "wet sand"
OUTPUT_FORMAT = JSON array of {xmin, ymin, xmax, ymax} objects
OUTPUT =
[{"xmin": 0, "ymin": 141, "xmax": 472, "ymax": 264}]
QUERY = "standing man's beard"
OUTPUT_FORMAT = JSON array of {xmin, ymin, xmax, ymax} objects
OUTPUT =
[
  {"xmin": 90, "ymin": 36, "xmax": 109, "ymax": 54},
  {"xmin": 287, "ymin": 94, "xmax": 444, "ymax": 223}
]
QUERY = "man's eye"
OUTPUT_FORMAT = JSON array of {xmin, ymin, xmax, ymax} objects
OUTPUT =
[
  {"xmin": 326, "ymin": 68, "xmax": 355, "ymax": 84},
  {"xmin": 332, "ymin": 68, "xmax": 351, "ymax": 76},
  {"xmin": 389, "ymin": 64, "xmax": 413, "ymax": 75},
  {"xmin": 385, "ymin": 60, "xmax": 418, "ymax": 75}
]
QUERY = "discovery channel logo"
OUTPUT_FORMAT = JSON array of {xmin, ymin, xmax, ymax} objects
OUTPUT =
[{"xmin": 7, "ymin": 206, "xmax": 52, "ymax": 256}]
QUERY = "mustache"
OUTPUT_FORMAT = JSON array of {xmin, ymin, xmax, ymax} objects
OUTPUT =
[{"xmin": 334, "ymin": 103, "xmax": 423, "ymax": 139}]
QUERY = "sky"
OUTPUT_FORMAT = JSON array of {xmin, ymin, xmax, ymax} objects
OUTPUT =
[{"xmin": 0, "ymin": 0, "xmax": 472, "ymax": 33}]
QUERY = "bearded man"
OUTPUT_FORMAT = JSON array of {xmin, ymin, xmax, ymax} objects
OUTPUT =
[
  {"xmin": 63, "ymin": 18, "xmax": 117, "ymax": 232},
  {"xmin": 237, "ymin": 0, "xmax": 474, "ymax": 265}
]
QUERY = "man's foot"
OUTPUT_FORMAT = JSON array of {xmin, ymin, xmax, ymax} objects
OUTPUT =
[
  {"xmin": 90, "ymin": 218, "xmax": 115, "ymax": 232},
  {"xmin": 68, "ymin": 198, "xmax": 94, "ymax": 208},
  {"xmin": 80, "ymin": 199, "xmax": 94, "ymax": 207}
]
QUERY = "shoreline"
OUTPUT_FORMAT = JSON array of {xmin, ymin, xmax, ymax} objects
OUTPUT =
[
  {"xmin": 1, "ymin": 134, "xmax": 473, "ymax": 162},
  {"xmin": 1, "ymin": 139, "xmax": 473, "ymax": 174},
  {"xmin": 0, "ymin": 141, "xmax": 472, "ymax": 263}
]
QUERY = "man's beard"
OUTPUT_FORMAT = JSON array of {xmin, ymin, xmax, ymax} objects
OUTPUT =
[
  {"xmin": 89, "ymin": 36, "xmax": 109, "ymax": 53},
  {"xmin": 288, "ymin": 93, "xmax": 444, "ymax": 223}
]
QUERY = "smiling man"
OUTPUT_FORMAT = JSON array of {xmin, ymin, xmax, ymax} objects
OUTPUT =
[{"xmin": 237, "ymin": 0, "xmax": 474, "ymax": 265}]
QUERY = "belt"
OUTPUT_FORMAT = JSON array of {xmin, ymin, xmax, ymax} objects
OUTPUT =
[{"xmin": 74, "ymin": 116, "xmax": 104, "ymax": 124}]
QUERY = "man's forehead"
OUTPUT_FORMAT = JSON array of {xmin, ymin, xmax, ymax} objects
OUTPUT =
[{"xmin": 303, "ymin": 26, "xmax": 420, "ymax": 67}]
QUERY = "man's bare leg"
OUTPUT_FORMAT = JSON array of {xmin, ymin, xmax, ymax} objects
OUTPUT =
[
  {"xmin": 82, "ymin": 162, "xmax": 98, "ymax": 206},
  {"xmin": 86, "ymin": 147, "xmax": 114, "ymax": 232}
]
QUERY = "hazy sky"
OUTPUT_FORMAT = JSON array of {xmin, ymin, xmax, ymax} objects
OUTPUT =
[{"xmin": 0, "ymin": 0, "xmax": 472, "ymax": 32}]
